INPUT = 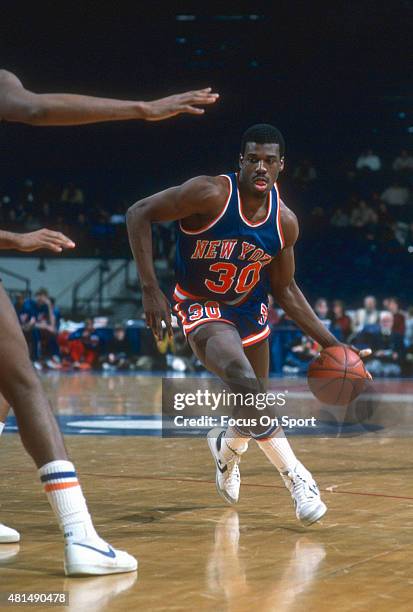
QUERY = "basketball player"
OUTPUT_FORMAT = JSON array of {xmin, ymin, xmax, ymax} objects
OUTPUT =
[
  {"xmin": 0, "ymin": 68, "xmax": 218, "ymax": 573},
  {"xmin": 126, "ymin": 124, "xmax": 371, "ymax": 525}
]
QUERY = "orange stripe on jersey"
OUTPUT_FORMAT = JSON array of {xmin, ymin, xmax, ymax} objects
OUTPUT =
[
  {"xmin": 44, "ymin": 481, "xmax": 79, "ymax": 492},
  {"xmin": 182, "ymin": 318, "xmax": 235, "ymax": 336},
  {"xmin": 173, "ymin": 284, "xmax": 205, "ymax": 301},
  {"xmin": 274, "ymin": 182, "xmax": 285, "ymax": 249},
  {"xmin": 241, "ymin": 326, "xmax": 271, "ymax": 347}
]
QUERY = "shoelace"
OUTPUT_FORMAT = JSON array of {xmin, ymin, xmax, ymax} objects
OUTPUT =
[
  {"xmin": 226, "ymin": 457, "xmax": 241, "ymax": 484},
  {"xmin": 287, "ymin": 471, "xmax": 317, "ymax": 504}
]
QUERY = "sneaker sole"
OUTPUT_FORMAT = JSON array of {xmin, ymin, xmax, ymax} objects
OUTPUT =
[
  {"xmin": 207, "ymin": 431, "xmax": 238, "ymax": 505},
  {"xmin": 0, "ymin": 533, "xmax": 20, "ymax": 544},
  {"xmin": 64, "ymin": 560, "xmax": 138, "ymax": 576},
  {"xmin": 299, "ymin": 501, "xmax": 327, "ymax": 526}
]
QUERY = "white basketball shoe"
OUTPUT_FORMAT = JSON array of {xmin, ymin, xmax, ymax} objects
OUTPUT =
[
  {"xmin": 207, "ymin": 428, "xmax": 242, "ymax": 505},
  {"xmin": 0, "ymin": 523, "xmax": 20, "ymax": 543},
  {"xmin": 64, "ymin": 539, "xmax": 138, "ymax": 576},
  {"xmin": 281, "ymin": 462, "xmax": 327, "ymax": 525}
]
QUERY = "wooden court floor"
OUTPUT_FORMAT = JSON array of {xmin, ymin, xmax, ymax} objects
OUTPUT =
[{"xmin": 0, "ymin": 374, "xmax": 412, "ymax": 611}]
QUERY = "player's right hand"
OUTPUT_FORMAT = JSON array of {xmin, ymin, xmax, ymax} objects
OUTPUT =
[
  {"xmin": 143, "ymin": 88, "xmax": 219, "ymax": 121},
  {"xmin": 142, "ymin": 286, "xmax": 173, "ymax": 341},
  {"xmin": 16, "ymin": 229, "xmax": 76, "ymax": 253}
]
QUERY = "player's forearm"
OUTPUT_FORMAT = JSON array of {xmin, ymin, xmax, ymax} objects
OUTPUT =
[
  {"xmin": 0, "ymin": 230, "xmax": 24, "ymax": 250},
  {"xmin": 5, "ymin": 93, "xmax": 147, "ymax": 126},
  {"xmin": 126, "ymin": 204, "xmax": 159, "ymax": 290},
  {"xmin": 273, "ymin": 280, "xmax": 338, "ymax": 348}
]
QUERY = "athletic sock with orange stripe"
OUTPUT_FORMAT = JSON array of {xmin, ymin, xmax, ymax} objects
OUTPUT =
[{"xmin": 39, "ymin": 460, "xmax": 101, "ymax": 544}]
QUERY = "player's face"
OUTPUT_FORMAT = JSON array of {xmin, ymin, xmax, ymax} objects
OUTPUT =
[{"xmin": 238, "ymin": 142, "xmax": 284, "ymax": 195}]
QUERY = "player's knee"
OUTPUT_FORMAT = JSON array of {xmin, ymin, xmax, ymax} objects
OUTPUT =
[
  {"xmin": 1, "ymin": 363, "xmax": 42, "ymax": 404},
  {"xmin": 223, "ymin": 358, "xmax": 257, "ymax": 387}
]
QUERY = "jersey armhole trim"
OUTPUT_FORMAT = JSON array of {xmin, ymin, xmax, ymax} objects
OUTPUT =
[
  {"xmin": 179, "ymin": 175, "xmax": 233, "ymax": 236},
  {"xmin": 274, "ymin": 183, "xmax": 285, "ymax": 249}
]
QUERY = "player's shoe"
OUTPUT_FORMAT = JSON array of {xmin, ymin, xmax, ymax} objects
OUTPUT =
[
  {"xmin": 207, "ymin": 428, "xmax": 241, "ymax": 505},
  {"xmin": 281, "ymin": 462, "xmax": 327, "ymax": 525},
  {"xmin": 64, "ymin": 539, "xmax": 138, "ymax": 576},
  {"xmin": 0, "ymin": 523, "xmax": 20, "ymax": 543}
]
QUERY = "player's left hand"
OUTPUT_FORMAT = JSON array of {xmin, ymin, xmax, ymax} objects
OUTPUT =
[
  {"xmin": 337, "ymin": 343, "xmax": 373, "ymax": 379},
  {"xmin": 142, "ymin": 88, "xmax": 219, "ymax": 121}
]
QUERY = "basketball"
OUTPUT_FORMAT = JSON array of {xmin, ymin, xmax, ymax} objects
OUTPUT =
[{"xmin": 307, "ymin": 346, "xmax": 370, "ymax": 406}]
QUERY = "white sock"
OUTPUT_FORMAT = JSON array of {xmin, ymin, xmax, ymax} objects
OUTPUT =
[
  {"xmin": 39, "ymin": 460, "xmax": 101, "ymax": 544},
  {"xmin": 0, "ymin": 422, "xmax": 4, "ymax": 436},
  {"xmin": 256, "ymin": 428, "xmax": 298, "ymax": 473},
  {"xmin": 222, "ymin": 426, "xmax": 250, "ymax": 460}
]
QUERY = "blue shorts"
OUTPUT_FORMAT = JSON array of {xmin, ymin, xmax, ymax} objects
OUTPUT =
[{"xmin": 172, "ymin": 284, "xmax": 270, "ymax": 347}]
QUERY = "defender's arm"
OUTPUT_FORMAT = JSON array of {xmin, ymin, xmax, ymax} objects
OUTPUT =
[
  {"xmin": 0, "ymin": 70, "xmax": 218, "ymax": 125},
  {"xmin": 0, "ymin": 229, "xmax": 75, "ymax": 253}
]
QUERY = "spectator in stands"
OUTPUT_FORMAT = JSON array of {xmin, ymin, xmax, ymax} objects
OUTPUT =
[
  {"xmin": 330, "ymin": 207, "xmax": 350, "ymax": 228},
  {"xmin": 331, "ymin": 300, "xmax": 353, "ymax": 341},
  {"xmin": 354, "ymin": 295, "xmax": 379, "ymax": 332},
  {"xmin": 358, "ymin": 311, "xmax": 404, "ymax": 377},
  {"xmin": 40, "ymin": 201, "xmax": 53, "ymax": 225},
  {"xmin": 349, "ymin": 199, "xmax": 377, "ymax": 228},
  {"xmin": 68, "ymin": 318, "xmax": 101, "ymax": 370},
  {"xmin": 33, "ymin": 289, "xmax": 61, "ymax": 369},
  {"xmin": 393, "ymin": 149, "xmax": 413, "ymax": 173},
  {"xmin": 293, "ymin": 159, "xmax": 317, "ymax": 186},
  {"xmin": 100, "ymin": 325, "xmax": 130, "ymax": 371},
  {"xmin": 405, "ymin": 306, "xmax": 413, "ymax": 347},
  {"xmin": 109, "ymin": 205, "xmax": 126, "ymax": 225},
  {"xmin": 61, "ymin": 182, "xmax": 85, "ymax": 205},
  {"xmin": 356, "ymin": 149, "xmax": 382, "ymax": 172},
  {"xmin": 24, "ymin": 212, "xmax": 42, "ymax": 232},
  {"xmin": 385, "ymin": 297, "xmax": 406, "ymax": 336},
  {"xmin": 381, "ymin": 180, "xmax": 410, "ymax": 208},
  {"xmin": 15, "ymin": 292, "xmax": 37, "ymax": 361},
  {"xmin": 314, "ymin": 298, "xmax": 332, "ymax": 329},
  {"xmin": 283, "ymin": 335, "xmax": 319, "ymax": 375}
]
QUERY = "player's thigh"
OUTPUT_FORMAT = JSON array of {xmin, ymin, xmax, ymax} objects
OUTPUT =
[
  {"xmin": 244, "ymin": 339, "xmax": 269, "ymax": 381},
  {"xmin": 188, "ymin": 322, "xmax": 256, "ymax": 380}
]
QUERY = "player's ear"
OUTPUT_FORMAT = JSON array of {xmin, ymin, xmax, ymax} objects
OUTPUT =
[
  {"xmin": 279, "ymin": 157, "xmax": 285, "ymax": 172},
  {"xmin": 239, "ymin": 154, "xmax": 244, "ymax": 169}
]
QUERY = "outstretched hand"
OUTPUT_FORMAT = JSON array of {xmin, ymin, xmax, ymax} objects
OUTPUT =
[
  {"xmin": 143, "ymin": 88, "xmax": 219, "ymax": 121},
  {"xmin": 16, "ymin": 229, "xmax": 75, "ymax": 253}
]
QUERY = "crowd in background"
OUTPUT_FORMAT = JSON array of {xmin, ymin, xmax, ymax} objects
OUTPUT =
[
  {"xmin": 278, "ymin": 294, "xmax": 413, "ymax": 377},
  {"xmin": 0, "ymin": 148, "xmax": 412, "ymax": 264},
  {"xmin": 13, "ymin": 288, "xmax": 413, "ymax": 378},
  {"xmin": 3, "ymin": 144, "xmax": 413, "ymax": 376}
]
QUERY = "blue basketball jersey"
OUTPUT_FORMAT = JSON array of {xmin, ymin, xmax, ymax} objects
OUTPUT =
[{"xmin": 175, "ymin": 172, "xmax": 284, "ymax": 305}]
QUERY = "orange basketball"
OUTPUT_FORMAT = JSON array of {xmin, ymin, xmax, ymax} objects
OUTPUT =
[{"xmin": 307, "ymin": 346, "xmax": 369, "ymax": 406}]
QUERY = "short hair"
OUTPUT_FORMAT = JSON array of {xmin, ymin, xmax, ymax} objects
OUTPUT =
[
  {"xmin": 35, "ymin": 287, "xmax": 48, "ymax": 296},
  {"xmin": 241, "ymin": 124, "xmax": 285, "ymax": 157}
]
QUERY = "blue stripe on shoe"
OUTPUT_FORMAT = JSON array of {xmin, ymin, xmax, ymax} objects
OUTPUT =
[
  {"xmin": 40, "ymin": 471, "xmax": 77, "ymax": 482},
  {"xmin": 72, "ymin": 543, "xmax": 116, "ymax": 558}
]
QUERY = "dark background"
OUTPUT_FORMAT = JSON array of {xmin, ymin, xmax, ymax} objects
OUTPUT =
[
  {"xmin": 1, "ymin": 1, "xmax": 412, "ymax": 302},
  {"xmin": 1, "ymin": 1, "xmax": 411, "ymax": 190}
]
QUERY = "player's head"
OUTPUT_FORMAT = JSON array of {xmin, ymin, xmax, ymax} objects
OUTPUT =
[{"xmin": 238, "ymin": 124, "xmax": 285, "ymax": 195}]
